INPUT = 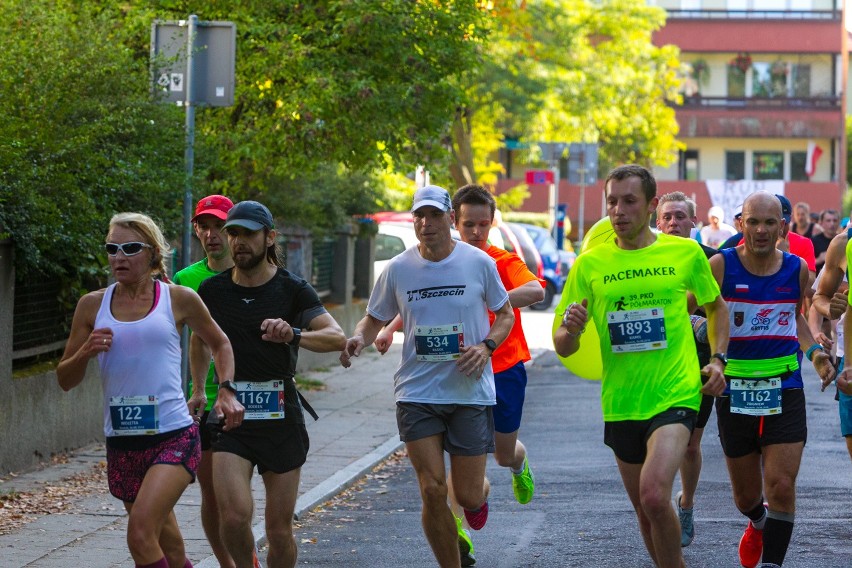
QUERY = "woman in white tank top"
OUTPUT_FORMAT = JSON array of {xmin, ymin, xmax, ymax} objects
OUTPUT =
[{"xmin": 57, "ymin": 212, "xmax": 236, "ymax": 568}]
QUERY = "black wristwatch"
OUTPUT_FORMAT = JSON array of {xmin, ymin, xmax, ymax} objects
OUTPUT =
[
  {"xmin": 288, "ymin": 327, "xmax": 301, "ymax": 347},
  {"xmin": 481, "ymin": 338, "xmax": 497, "ymax": 355},
  {"xmin": 711, "ymin": 353, "xmax": 728, "ymax": 366},
  {"xmin": 218, "ymin": 380, "xmax": 238, "ymax": 394}
]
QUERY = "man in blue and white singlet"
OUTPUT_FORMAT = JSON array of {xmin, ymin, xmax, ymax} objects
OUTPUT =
[{"xmin": 710, "ymin": 191, "xmax": 835, "ymax": 568}]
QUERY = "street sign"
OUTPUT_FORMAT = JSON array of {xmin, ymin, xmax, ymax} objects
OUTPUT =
[
  {"xmin": 151, "ymin": 20, "xmax": 236, "ymax": 106},
  {"xmin": 567, "ymin": 143, "xmax": 599, "ymax": 185},
  {"xmin": 525, "ymin": 170, "xmax": 555, "ymax": 184}
]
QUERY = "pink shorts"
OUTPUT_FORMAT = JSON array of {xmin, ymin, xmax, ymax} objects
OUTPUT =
[{"xmin": 106, "ymin": 424, "xmax": 201, "ymax": 502}]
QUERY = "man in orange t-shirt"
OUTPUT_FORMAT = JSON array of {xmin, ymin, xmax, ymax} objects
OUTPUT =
[{"xmin": 450, "ymin": 184, "xmax": 545, "ymax": 563}]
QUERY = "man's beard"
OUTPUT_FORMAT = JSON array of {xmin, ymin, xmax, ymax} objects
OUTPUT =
[{"xmin": 233, "ymin": 249, "xmax": 266, "ymax": 270}]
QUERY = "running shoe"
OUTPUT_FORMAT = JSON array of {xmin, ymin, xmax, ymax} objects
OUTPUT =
[
  {"xmin": 455, "ymin": 514, "xmax": 476, "ymax": 566},
  {"xmin": 675, "ymin": 490, "xmax": 694, "ymax": 547},
  {"xmin": 738, "ymin": 520, "xmax": 764, "ymax": 568},
  {"xmin": 512, "ymin": 456, "xmax": 535, "ymax": 505},
  {"xmin": 463, "ymin": 501, "xmax": 489, "ymax": 531}
]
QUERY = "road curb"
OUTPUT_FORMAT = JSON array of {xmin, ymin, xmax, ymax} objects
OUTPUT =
[{"xmin": 196, "ymin": 434, "xmax": 403, "ymax": 567}]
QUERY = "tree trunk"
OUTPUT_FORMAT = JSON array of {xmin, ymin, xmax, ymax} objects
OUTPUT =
[{"xmin": 449, "ymin": 106, "xmax": 476, "ymax": 189}]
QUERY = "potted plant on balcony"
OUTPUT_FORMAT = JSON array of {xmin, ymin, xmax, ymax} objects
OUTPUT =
[{"xmin": 730, "ymin": 52, "xmax": 752, "ymax": 74}]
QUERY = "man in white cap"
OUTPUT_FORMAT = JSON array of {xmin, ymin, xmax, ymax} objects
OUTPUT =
[
  {"xmin": 700, "ymin": 205, "xmax": 736, "ymax": 248},
  {"xmin": 340, "ymin": 185, "xmax": 514, "ymax": 567}
]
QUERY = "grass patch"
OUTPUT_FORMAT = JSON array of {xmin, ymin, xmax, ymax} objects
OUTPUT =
[
  {"xmin": 12, "ymin": 358, "xmax": 59, "ymax": 380},
  {"xmin": 296, "ymin": 375, "xmax": 326, "ymax": 391}
]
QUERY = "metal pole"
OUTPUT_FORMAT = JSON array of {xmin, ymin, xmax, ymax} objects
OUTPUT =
[
  {"xmin": 180, "ymin": 14, "xmax": 198, "ymax": 393},
  {"xmin": 181, "ymin": 14, "xmax": 197, "ymax": 272},
  {"xmin": 551, "ymin": 163, "xmax": 560, "ymax": 247}
]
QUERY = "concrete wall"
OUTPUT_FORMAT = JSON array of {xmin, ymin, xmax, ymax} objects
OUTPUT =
[{"xmin": 1, "ymin": 363, "xmax": 104, "ymax": 475}]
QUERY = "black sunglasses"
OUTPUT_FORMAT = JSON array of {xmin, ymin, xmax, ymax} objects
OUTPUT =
[{"xmin": 105, "ymin": 242, "xmax": 152, "ymax": 256}]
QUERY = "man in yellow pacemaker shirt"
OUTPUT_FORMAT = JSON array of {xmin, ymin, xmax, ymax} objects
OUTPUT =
[{"xmin": 554, "ymin": 164, "xmax": 729, "ymax": 568}]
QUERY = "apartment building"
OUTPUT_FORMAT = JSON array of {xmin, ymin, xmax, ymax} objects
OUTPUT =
[
  {"xmin": 496, "ymin": 0, "xmax": 847, "ymax": 236},
  {"xmin": 652, "ymin": 0, "xmax": 847, "ymax": 219}
]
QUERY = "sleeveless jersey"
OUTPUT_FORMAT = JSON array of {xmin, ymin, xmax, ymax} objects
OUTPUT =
[
  {"xmin": 94, "ymin": 281, "xmax": 192, "ymax": 437},
  {"xmin": 721, "ymin": 248, "xmax": 803, "ymax": 389}
]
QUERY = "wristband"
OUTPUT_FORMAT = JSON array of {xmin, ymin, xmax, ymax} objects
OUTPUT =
[{"xmin": 805, "ymin": 344, "xmax": 824, "ymax": 362}]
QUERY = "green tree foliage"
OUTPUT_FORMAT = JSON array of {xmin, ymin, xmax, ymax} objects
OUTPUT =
[
  {"xmin": 449, "ymin": 0, "xmax": 683, "ymax": 188},
  {"xmin": 0, "ymin": 2, "xmax": 185, "ymax": 279},
  {"xmin": 100, "ymin": 1, "xmax": 488, "ymax": 230},
  {"xmin": 1, "ymin": 1, "xmax": 490, "ymax": 279}
]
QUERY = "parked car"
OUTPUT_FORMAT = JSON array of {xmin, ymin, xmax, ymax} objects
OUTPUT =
[
  {"xmin": 372, "ymin": 211, "xmax": 526, "ymax": 287},
  {"xmin": 505, "ymin": 221, "xmax": 545, "ymax": 283},
  {"xmin": 509, "ymin": 222, "xmax": 566, "ymax": 310},
  {"xmin": 373, "ymin": 221, "xmax": 418, "ymax": 284}
]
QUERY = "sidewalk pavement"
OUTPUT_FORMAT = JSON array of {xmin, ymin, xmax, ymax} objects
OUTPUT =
[{"xmin": 0, "ymin": 344, "xmax": 404, "ymax": 568}]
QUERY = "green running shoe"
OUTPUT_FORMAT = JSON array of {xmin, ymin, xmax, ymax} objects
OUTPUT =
[
  {"xmin": 455, "ymin": 514, "xmax": 476, "ymax": 566},
  {"xmin": 512, "ymin": 456, "xmax": 535, "ymax": 504}
]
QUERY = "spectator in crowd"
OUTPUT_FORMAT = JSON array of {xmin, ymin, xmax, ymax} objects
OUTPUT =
[
  {"xmin": 719, "ymin": 205, "xmax": 744, "ymax": 249},
  {"xmin": 700, "ymin": 205, "xmax": 736, "ymax": 248},
  {"xmin": 811, "ymin": 209, "xmax": 840, "ymax": 274},
  {"xmin": 791, "ymin": 201, "xmax": 820, "ymax": 239}
]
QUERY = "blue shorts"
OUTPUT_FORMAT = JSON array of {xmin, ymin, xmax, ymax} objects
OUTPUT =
[
  {"xmin": 839, "ymin": 391, "xmax": 852, "ymax": 436},
  {"xmin": 493, "ymin": 362, "xmax": 528, "ymax": 434},
  {"xmin": 837, "ymin": 356, "xmax": 852, "ymax": 436}
]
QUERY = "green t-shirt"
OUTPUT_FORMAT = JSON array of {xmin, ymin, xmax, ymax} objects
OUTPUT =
[
  {"xmin": 174, "ymin": 258, "xmax": 220, "ymax": 411},
  {"xmin": 564, "ymin": 232, "xmax": 720, "ymax": 422}
]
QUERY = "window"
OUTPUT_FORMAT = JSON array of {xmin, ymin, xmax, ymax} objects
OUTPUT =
[
  {"xmin": 753, "ymin": 152, "xmax": 784, "ymax": 180},
  {"xmin": 727, "ymin": 65, "xmax": 746, "ymax": 98},
  {"xmin": 375, "ymin": 234, "xmax": 406, "ymax": 261},
  {"xmin": 791, "ymin": 64, "xmax": 810, "ymax": 97},
  {"xmin": 753, "ymin": 0, "xmax": 785, "ymax": 8},
  {"xmin": 752, "ymin": 62, "xmax": 788, "ymax": 98},
  {"xmin": 726, "ymin": 151, "xmax": 745, "ymax": 180},
  {"xmin": 790, "ymin": 152, "xmax": 808, "ymax": 181},
  {"xmin": 680, "ymin": 150, "xmax": 699, "ymax": 181}
]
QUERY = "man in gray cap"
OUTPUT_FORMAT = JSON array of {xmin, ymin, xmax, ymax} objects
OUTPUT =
[
  {"xmin": 192, "ymin": 200, "xmax": 347, "ymax": 568},
  {"xmin": 340, "ymin": 185, "xmax": 514, "ymax": 567}
]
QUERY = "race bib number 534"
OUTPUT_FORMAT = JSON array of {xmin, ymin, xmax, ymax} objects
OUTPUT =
[{"xmin": 414, "ymin": 323, "xmax": 464, "ymax": 362}]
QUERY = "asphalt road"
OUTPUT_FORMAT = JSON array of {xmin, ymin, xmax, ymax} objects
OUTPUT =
[{"xmin": 292, "ymin": 306, "xmax": 852, "ymax": 567}]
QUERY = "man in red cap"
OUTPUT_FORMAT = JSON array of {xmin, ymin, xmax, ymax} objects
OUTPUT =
[{"xmin": 174, "ymin": 194, "xmax": 260, "ymax": 568}]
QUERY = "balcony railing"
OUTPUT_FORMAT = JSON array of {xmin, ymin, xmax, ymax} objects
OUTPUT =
[
  {"xmin": 666, "ymin": 9, "xmax": 839, "ymax": 20},
  {"xmin": 677, "ymin": 95, "xmax": 841, "ymax": 109}
]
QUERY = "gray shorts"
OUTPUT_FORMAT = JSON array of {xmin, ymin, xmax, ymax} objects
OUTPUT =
[{"xmin": 396, "ymin": 402, "xmax": 495, "ymax": 456}]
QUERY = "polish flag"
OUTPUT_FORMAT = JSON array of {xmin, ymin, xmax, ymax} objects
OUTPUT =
[{"xmin": 806, "ymin": 141, "xmax": 823, "ymax": 178}]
